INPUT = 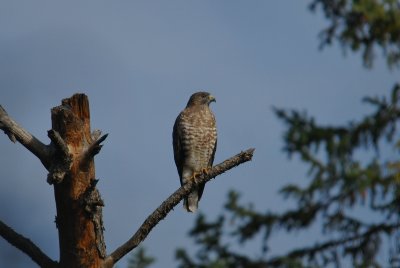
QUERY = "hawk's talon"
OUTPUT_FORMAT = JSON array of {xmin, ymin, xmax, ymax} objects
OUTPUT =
[
  {"xmin": 202, "ymin": 168, "xmax": 211, "ymax": 175},
  {"xmin": 190, "ymin": 172, "xmax": 201, "ymax": 184}
]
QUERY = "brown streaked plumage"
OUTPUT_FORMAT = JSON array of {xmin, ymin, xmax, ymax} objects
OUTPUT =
[{"xmin": 173, "ymin": 92, "xmax": 217, "ymax": 212}]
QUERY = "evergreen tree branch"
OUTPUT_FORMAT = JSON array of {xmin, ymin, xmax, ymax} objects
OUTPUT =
[
  {"xmin": 266, "ymin": 222, "xmax": 400, "ymax": 266},
  {"xmin": 309, "ymin": 0, "xmax": 400, "ymax": 68}
]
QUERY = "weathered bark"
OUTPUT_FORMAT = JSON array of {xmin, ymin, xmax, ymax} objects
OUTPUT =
[{"xmin": 51, "ymin": 94, "xmax": 106, "ymax": 268}]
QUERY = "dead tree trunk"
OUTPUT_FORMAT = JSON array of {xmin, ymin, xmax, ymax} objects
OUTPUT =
[
  {"xmin": 51, "ymin": 94, "xmax": 106, "ymax": 267},
  {"xmin": 0, "ymin": 93, "xmax": 255, "ymax": 268}
]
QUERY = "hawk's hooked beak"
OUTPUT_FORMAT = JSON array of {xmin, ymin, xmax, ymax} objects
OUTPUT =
[{"xmin": 209, "ymin": 95, "xmax": 216, "ymax": 103}]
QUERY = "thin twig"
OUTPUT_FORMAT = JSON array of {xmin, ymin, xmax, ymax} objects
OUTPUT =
[
  {"xmin": 0, "ymin": 220, "xmax": 58, "ymax": 268},
  {"xmin": 78, "ymin": 133, "xmax": 108, "ymax": 174},
  {"xmin": 85, "ymin": 133, "xmax": 108, "ymax": 158},
  {"xmin": 104, "ymin": 148, "xmax": 255, "ymax": 267}
]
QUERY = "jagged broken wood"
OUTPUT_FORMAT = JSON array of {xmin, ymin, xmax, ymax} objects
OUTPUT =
[
  {"xmin": 0, "ymin": 94, "xmax": 109, "ymax": 267},
  {"xmin": 0, "ymin": 94, "xmax": 255, "ymax": 268}
]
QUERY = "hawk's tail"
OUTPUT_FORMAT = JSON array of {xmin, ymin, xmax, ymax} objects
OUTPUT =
[{"xmin": 184, "ymin": 191, "xmax": 199, "ymax": 212}]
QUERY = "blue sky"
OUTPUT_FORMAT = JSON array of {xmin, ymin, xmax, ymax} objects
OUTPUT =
[{"xmin": 0, "ymin": 1, "xmax": 398, "ymax": 267}]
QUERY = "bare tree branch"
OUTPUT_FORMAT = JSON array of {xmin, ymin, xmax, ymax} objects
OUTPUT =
[
  {"xmin": 84, "ymin": 133, "xmax": 108, "ymax": 159},
  {"xmin": 104, "ymin": 148, "xmax": 255, "ymax": 267},
  {"xmin": 47, "ymin": 130, "xmax": 69, "ymax": 158},
  {"xmin": 0, "ymin": 219, "xmax": 58, "ymax": 268},
  {"xmin": 0, "ymin": 105, "xmax": 51, "ymax": 168},
  {"xmin": 46, "ymin": 129, "xmax": 72, "ymax": 184}
]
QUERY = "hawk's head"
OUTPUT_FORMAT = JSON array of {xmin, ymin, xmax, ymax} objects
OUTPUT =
[{"xmin": 187, "ymin": 91, "xmax": 216, "ymax": 107}]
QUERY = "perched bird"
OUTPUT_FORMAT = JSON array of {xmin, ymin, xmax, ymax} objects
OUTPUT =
[{"xmin": 173, "ymin": 92, "xmax": 217, "ymax": 212}]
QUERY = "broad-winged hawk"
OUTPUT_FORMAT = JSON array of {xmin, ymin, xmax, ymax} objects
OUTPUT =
[{"xmin": 173, "ymin": 92, "xmax": 217, "ymax": 212}]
